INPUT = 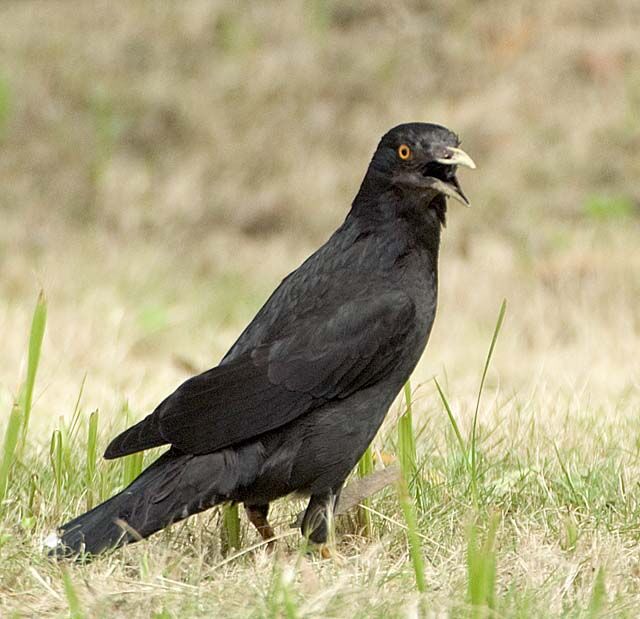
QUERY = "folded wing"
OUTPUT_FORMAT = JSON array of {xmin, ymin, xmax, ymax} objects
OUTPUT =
[{"xmin": 104, "ymin": 292, "xmax": 414, "ymax": 459}]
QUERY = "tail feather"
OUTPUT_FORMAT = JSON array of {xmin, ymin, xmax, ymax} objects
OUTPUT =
[{"xmin": 48, "ymin": 450, "xmax": 247, "ymax": 558}]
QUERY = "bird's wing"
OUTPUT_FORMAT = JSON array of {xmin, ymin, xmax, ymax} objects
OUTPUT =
[{"xmin": 104, "ymin": 291, "xmax": 415, "ymax": 458}]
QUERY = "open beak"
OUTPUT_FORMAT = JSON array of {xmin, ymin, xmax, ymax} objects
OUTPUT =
[
  {"xmin": 425, "ymin": 146, "xmax": 476, "ymax": 207},
  {"xmin": 394, "ymin": 145, "xmax": 476, "ymax": 206}
]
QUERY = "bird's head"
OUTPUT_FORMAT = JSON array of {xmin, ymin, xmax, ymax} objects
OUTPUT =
[{"xmin": 356, "ymin": 123, "xmax": 475, "ymax": 225}]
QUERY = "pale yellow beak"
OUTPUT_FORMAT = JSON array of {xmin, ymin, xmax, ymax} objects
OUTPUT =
[{"xmin": 435, "ymin": 146, "xmax": 476, "ymax": 170}]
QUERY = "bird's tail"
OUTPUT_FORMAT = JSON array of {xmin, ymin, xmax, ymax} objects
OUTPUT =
[{"xmin": 48, "ymin": 449, "xmax": 246, "ymax": 558}]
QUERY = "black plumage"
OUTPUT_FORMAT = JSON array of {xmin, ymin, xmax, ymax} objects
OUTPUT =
[{"xmin": 50, "ymin": 122, "xmax": 475, "ymax": 557}]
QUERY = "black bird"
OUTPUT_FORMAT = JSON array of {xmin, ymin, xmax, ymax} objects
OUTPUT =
[{"xmin": 48, "ymin": 122, "xmax": 475, "ymax": 557}]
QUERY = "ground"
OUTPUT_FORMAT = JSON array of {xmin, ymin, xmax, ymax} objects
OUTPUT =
[{"xmin": 1, "ymin": 1, "xmax": 639, "ymax": 617}]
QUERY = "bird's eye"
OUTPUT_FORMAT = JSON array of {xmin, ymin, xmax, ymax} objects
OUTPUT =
[{"xmin": 397, "ymin": 144, "xmax": 412, "ymax": 160}]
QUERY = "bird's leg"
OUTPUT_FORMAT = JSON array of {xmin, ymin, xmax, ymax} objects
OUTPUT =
[
  {"xmin": 301, "ymin": 485, "xmax": 343, "ymax": 551},
  {"xmin": 245, "ymin": 503, "xmax": 276, "ymax": 549}
]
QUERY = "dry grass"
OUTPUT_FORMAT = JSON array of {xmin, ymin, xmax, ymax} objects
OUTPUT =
[{"xmin": 1, "ymin": 1, "xmax": 640, "ymax": 616}]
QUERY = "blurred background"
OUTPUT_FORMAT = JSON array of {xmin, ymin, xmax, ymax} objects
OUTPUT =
[{"xmin": 1, "ymin": 1, "xmax": 639, "ymax": 432}]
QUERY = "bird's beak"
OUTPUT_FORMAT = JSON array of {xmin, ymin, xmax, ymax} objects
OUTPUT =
[
  {"xmin": 424, "ymin": 145, "xmax": 476, "ymax": 207},
  {"xmin": 394, "ymin": 145, "xmax": 476, "ymax": 206},
  {"xmin": 423, "ymin": 176, "xmax": 471, "ymax": 207},
  {"xmin": 434, "ymin": 146, "xmax": 476, "ymax": 170}
]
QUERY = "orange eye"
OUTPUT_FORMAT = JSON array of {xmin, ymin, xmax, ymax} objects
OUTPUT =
[{"xmin": 397, "ymin": 144, "xmax": 411, "ymax": 160}]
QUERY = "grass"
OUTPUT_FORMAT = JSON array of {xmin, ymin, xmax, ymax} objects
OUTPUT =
[
  {"xmin": 19, "ymin": 291, "xmax": 47, "ymax": 454},
  {"xmin": 396, "ymin": 476, "xmax": 426, "ymax": 596},
  {"xmin": 2, "ymin": 271, "xmax": 640, "ymax": 617},
  {"xmin": 466, "ymin": 514, "xmax": 499, "ymax": 617},
  {"xmin": 61, "ymin": 567, "xmax": 83, "ymax": 619},
  {"xmin": 435, "ymin": 300, "xmax": 507, "ymax": 508},
  {"xmin": 222, "ymin": 504, "xmax": 242, "ymax": 553},
  {"xmin": 0, "ymin": 73, "xmax": 10, "ymax": 140},
  {"xmin": 356, "ymin": 444, "xmax": 374, "ymax": 537},
  {"xmin": 85, "ymin": 410, "xmax": 99, "ymax": 511},
  {"xmin": 1, "ymin": 1, "xmax": 640, "ymax": 616},
  {"xmin": 0, "ymin": 292, "xmax": 47, "ymax": 510},
  {"xmin": 0, "ymin": 404, "xmax": 21, "ymax": 511},
  {"xmin": 584, "ymin": 195, "xmax": 635, "ymax": 221}
]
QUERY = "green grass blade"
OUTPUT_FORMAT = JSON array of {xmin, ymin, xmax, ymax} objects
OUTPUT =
[
  {"xmin": 357, "ymin": 446, "xmax": 374, "ymax": 536},
  {"xmin": 588, "ymin": 566, "xmax": 607, "ymax": 617},
  {"xmin": 0, "ymin": 403, "xmax": 22, "ymax": 511},
  {"xmin": 85, "ymin": 410, "xmax": 99, "ymax": 510},
  {"xmin": 434, "ymin": 377, "xmax": 469, "ymax": 469},
  {"xmin": 27, "ymin": 473, "xmax": 38, "ymax": 516},
  {"xmin": 50, "ymin": 429, "xmax": 63, "ymax": 509},
  {"xmin": 474, "ymin": 300, "xmax": 507, "ymax": 419},
  {"xmin": 268, "ymin": 561, "xmax": 300, "ymax": 619},
  {"xmin": 553, "ymin": 441, "xmax": 580, "ymax": 504},
  {"xmin": 20, "ymin": 290, "xmax": 48, "ymax": 451},
  {"xmin": 467, "ymin": 513, "xmax": 499, "ymax": 616},
  {"xmin": 68, "ymin": 374, "xmax": 88, "ymax": 442},
  {"xmin": 0, "ymin": 73, "xmax": 11, "ymax": 140},
  {"xmin": 470, "ymin": 299, "xmax": 506, "ymax": 504},
  {"xmin": 222, "ymin": 504, "xmax": 242, "ymax": 553},
  {"xmin": 398, "ymin": 380, "xmax": 418, "ymax": 492},
  {"xmin": 357, "ymin": 445, "xmax": 374, "ymax": 478},
  {"xmin": 61, "ymin": 566, "xmax": 84, "ymax": 619},
  {"xmin": 396, "ymin": 476, "xmax": 426, "ymax": 594},
  {"xmin": 122, "ymin": 451, "xmax": 144, "ymax": 488}
]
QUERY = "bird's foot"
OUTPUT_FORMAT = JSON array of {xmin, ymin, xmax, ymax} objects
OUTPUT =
[
  {"xmin": 245, "ymin": 505, "xmax": 276, "ymax": 552},
  {"xmin": 318, "ymin": 543, "xmax": 346, "ymax": 565},
  {"xmin": 302, "ymin": 542, "xmax": 343, "ymax": 563}
]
